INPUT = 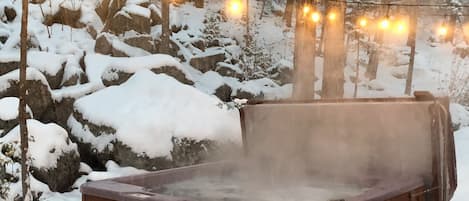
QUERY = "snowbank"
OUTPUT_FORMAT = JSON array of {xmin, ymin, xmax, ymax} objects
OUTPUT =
[{"xmin": 70, "ymin": 69, "xmax": 241, "ymax": 158}]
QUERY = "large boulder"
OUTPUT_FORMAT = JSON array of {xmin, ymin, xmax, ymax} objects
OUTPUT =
[
  {"xmin": 215, "ymin": 62, "xmax": 243, "ymax": 80},
  {"xmin": 0, "ymin": 51, "xmax": 66, "ymax": 89},
  {"xmin": 95, "ymin": 0, "xmax": 126, "ymax": 23},
  {"xmin": 95, "ymin": 32, "xmax": 151, "ymax": 57},
  {"xmin": 101, "ymin": 54, "xmax": 194, "ymax": 86},
  {"xmin": 0, "ymin": 68, "xmax": 53, "ymax": 120},
  {"xmin": 148, "ymin": 4, "xmax": 162, "ymax": 26},
  {"xmin": 104, "ymin": 5, "xmax": 151, "ymax": 35},
  {"xmin": 95, "ymin": 33, "xmax": 114, "ymax": 55},
  {"xmin": 189, "ymin": 48, "xmax": 225, "ymax": 73},
  {"xmin": 0, "ymin": 61, "xmax": 18, "ymax": 76},
  {"xmin": 61, "ymin": 65, "xmax": 88, "ymax": 87},
  {"xmin": 195, "ymin": 71, "xmax": 237, "ymax": 102},
  {"xmin": 123, "ymin": 34, "xmax": 156, "ymax": 53},
  {"xmin": 267, "ymin": 59, "xmax": 293, "ymax": 85},
  {"xmin": 43, "ymin": 3, "xmax": 85, "ymax": 28},
  {"xmin": 28, "ymin": 51, "xmax": 67, "ymax": 89},
  {"xmin": 68, "ymin": 70, "xmax": 240, "ymax": 170},
  {"xmin": 0, "ymin": 120, "xmax": 80, "ymax": 192},
  {"xmin": 0, "ymin": 97, "xmax": 32, "ymax": 137}
]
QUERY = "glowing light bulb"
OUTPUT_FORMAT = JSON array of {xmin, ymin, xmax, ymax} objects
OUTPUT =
[
  {"xmin": 380, "ymin": 19, "xmax": 390, "ymax": 30},
  {"xmin": 358, "ymin": 18, "xmax": 367, "ymax": 28},
  {"xmin": 311, "ymin": 11, "xmax": 321, "ymax": 23},
  {"xmin": 395, "ymin": 22, "xmax": 406, "ymax": 33},
  {"xmin": 230, "ymin": 0, "xmax": 241, "ymax": 13},
  {"xmin": 438, "ymin": 26, "xmax": 448, "ymax": 36},
  {"xmin": 303, "ymin": 5, "xmax": 311, "ymax": 16},
  {"xmin": 327, "ymin": 12, "xmax": 337, "ymax": 21}
]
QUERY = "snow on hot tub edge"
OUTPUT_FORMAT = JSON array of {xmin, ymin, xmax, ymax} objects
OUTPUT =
[{"xmin": 69, "ymin": 69, "xmax": 242, "ymax": 158}]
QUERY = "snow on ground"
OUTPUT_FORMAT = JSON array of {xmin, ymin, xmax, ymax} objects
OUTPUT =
[
  {"xmin": 70, "ymin": 69, "xmax": 241, "ymax": 158},
  {"xmin": 451, "ymin": 127, "xmax": 469, "ymax": 201}
]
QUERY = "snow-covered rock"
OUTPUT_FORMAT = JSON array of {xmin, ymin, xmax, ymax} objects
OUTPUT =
[
  {"xmin": 0, "ymin": 119, "xmax": 80, "ymax": 192},
  {"xmin": 103, "ymin": 8, "xmax": 151, "ymax": 35},
  {"xmin": 43, "ymin": 3, "xmax": 85, "ymax": 28},
  {"xmin": 0, "ymin": 51, "xmax": 19, "ymax": 76},
  {"xmin": 149, "ymin": 4, "xmax": 162, "ymax": 26},
  {"xmin": 268, "ymin": 59, "xmax": 294, "ymax": 85},
  {"xmin": 95, "ymin": 32, "xmax": 151, "ymax": 57},
  {"xmin": 3, "ymin": 5, "xmax": 16, "ymax": 22},
  {"xmin": 101, "ymin": 54, "xmax": 194, "ymax": 86},
  {"xmin": 189, "ymin": 47, "xmax": 226, "ymax": 73},
  {"xmin": 68, "ymin": 69, "xmax": 240, "ymax": 170},
  {"xmin": 0, "ymin": 68, "xmax": 53, "ymax": 120},
  {"xmin": 0, "ymin": 51, "xmax": 69, "ymax": 89},
  {"xmin": 215, "ymin": 62, "xmax": 243, "ymax": 80},
  {"xmin": 123, "ymin": 34, "xmax": 156, "ymax": 53},
  {"xmin": 0, "ymin": 97, "xmax": 32, "ymax": 137}
]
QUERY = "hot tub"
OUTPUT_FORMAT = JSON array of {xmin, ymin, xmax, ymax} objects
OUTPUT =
[{"xmin": 81, "ymin": 92, "xmax": 456, "ymax": 201}]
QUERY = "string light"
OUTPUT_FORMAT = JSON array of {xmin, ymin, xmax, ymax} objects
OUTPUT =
[
  {"xmin": 230, "ymin": 0, "xmax": 241, "ymax": 13},
  {"xmin": 395, "ymin": 21, "xmax": 407, "ymax": 33},
  {"xmin": 358, "ymin": 18, "xmax": 367, "ymax": 28},
  {"xmin": 303, "ymin": 5, "xmax": 311, "ymax": 16},
  {"xmin": 227, "ymin": 0, "xmax": 242, "ymax": 17},
  {"xmin": 311, "ymin": 11, "xmax": 321, "ymax": 23},
  {"xmin": 380, "ymin": 18, "xmax": 390, "ymax": 30},
  {"xmin": 328, "ymin": 11, "xmax": 337, "ymax": 21},
  {"xmin": 438, "ymin": 25, "xmax": 448, "ymax": 36}
]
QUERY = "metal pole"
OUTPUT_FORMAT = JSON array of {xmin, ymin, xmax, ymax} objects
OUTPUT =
[
  {"xmin": 245, "ymin": 0, "xmax": 250, "ymax": 47},
  {"xmin": 353, "ymin": 30, "xmax": 360, "ymax": 98}
]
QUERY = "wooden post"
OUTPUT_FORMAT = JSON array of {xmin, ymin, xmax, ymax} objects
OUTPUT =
[
  {"xmin": 19, "ymin": 0, "xmax": 32, "ymax": 199},
  {"xmin": 293, "ymin": 1, "xmax": 317, "ymax": 100},
  {"xmin": 321, "ymin": 1, "xmax": 346, "ymax": 99}
]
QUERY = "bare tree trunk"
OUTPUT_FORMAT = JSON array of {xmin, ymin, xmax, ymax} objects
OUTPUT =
[
  {"xmin": 316, "ymin": 0, "xmax": 327, "ymax": 55},
  {"xmin": 161, "ymin": 0, "xmax": 171, "ymax": 54},
  {"xmin": 321, "ymin": 1, "xmax": 346, "ymax": 99},
  {"xmin": 366, "ymin": 30, "xmax": 382, "ymax": 80},
  {"xmin": 366, "ymin": 0, "xmax": 388, "ymax": 80},
  {"xmin": 446, "ymin": 15, "xmax": 456, "ymax": 44},
  {"xmin": 259, "ymin": 0, "xmax": 267, "ymax": 19},
  {"xmin": 195, "ymin": 0, "xmax": 204, "ymax": 8},
  {"xmin": 405, "ymin": 7, "xmax": 418, "ymax": 95},
  {"xmin": 19, "ymin": 0, "xmax": 32, "ymax": 200},
  {"xmin": 284, "ymin": 0, "xmax": 295, "ymax": 27},
  {"xmin": 293, "ymin": 1, "xmax": 317, "ymax": 99}
]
